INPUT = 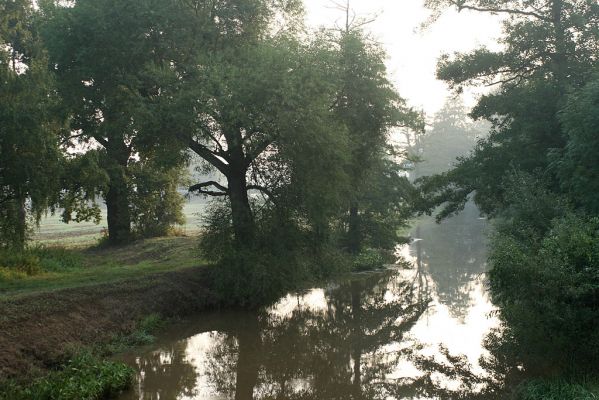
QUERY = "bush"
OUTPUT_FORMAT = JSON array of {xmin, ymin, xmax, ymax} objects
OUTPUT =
[
  {"xmin": 0, "ymin": 250, "xmax": 42, "ymax": 276},
  {"xmin": 0, "ymin": 353, "xmax": 133, "ymax": 400},
  {"xmin": 353, "ymin": 248, "xmax": 386, "ymax": 271},
  {"xmin": 201, "ymin": 201, "xmax": 351, "ymax": 307},
  {"xmin": 0, "ymin": 246, "xmax": 83, "ymax": 277},
  {"xmin": 489, "ymin": 212, "xmax": 599, "ymax": 374},
  {"xmin": 104, "ymin": 314, "xmax": 166, "ymax": 354}
]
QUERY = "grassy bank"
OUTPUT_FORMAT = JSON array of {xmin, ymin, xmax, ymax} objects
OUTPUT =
[
  {"xmin": 0, "ymin": 236, "xmax": 220, "ymax": 385},
  {"xmin": 0, "ymin": 236, "xmax": 205, "ymax": 298}
]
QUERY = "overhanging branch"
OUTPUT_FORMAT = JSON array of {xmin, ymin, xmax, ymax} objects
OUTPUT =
[
  {"xmin": 455, "ymin": 3, "xmax": 549, "ymax": 21},
  {"xmin": 189, "ymin": 181, "xmax": 229, "ymax": 197},
  {"xmin": 186, "ymin": 137, "xmax": 230, "ymax": 177}
]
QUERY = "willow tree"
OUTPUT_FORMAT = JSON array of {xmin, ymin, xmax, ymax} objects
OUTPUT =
[
  {"xmin": 151, "ymin": 1, "xmax": 349, "ymax": 248},
  {"xmin": 0, "ymin": 0, "xmax": 63, "ymax": 249}
]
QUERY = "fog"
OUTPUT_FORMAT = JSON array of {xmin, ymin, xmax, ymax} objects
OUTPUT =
[{"xmin": 303, "ymin": 0, "xmax": 504, "ymax": 114}]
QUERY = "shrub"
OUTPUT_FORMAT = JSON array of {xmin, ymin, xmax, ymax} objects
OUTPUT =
[
  {"xmin": 0, "ymin": 250, "xmax": 42, "ymax": 276},
  {"xmin": 489, "ymin": 212, "xmax": 599, "ymax": 374},
  {"xmin": 30, "ymin": 246, "xmax": 83, "ymax": 272},
  {"xmin": 0, "ymin": 353, "xmax": 133, "ymax": 400},
  {"xmin": 0, "ymin": 246, "xmax": 83, "ymax": 277},
  {"xmin": 353, "ymin": 248, "xmax": 386, "ymax": 271},
  {"xmin": 201, "ymin": 201, "xmax": 351, "ymax": 307}
]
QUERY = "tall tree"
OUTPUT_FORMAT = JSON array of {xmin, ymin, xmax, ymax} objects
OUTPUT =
[
  {"xmin": 154, "ymin": 1, "xmax": 349, "ymax": 248},
  {"xmin": 40, "ymin": 0, "xmax": 188, "ymax": 245},
  {"xmin": 327, "ymin": 7, "xmax": 423, "ymax": 253},
  {"xmin": 419, "ymin": 0, "xmax": 599, "ymax": 218},
  {"xmin": 0, "ymin": 0, "xmax": 63, "ymax": 249}
]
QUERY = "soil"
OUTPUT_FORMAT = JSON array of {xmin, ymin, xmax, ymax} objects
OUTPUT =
[{"xmin": 0, "ymin": 266, "xmax": 219, "ymax": 380}]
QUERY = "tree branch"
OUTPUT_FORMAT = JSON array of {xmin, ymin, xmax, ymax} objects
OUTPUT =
[
  {"xmin": 456, "ymin": 3, "xmax": 549, "ymax": 21},
  {"xmin": 186, "ymin": 137, "xmax": 230, "ymax": 176},
  {"xmin": 92, "ymin": 134, "xmax": 109, "ymax": 148},
  {"xmin": 247, "ymin": 184, "xmax": 276, "ymax": 201},
  {"xmin": 246, "ymin": 136, "xmax": 275, "ymax": 167},
  {"xmin": 189, "ymin": 181, "xmax": 229, "ymax": 196}
]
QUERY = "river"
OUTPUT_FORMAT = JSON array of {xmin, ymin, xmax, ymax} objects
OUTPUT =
[{"xmin": 116, "ymin": 203, "xmax": 498, "ymax": 399}]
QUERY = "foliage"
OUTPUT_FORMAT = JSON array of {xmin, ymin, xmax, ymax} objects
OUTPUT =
[
  {"xmin": 352, "ymin": 248, "xmax": 386, "ymax": 271},
  {"xmin": 40, "ymin": 0, "xmax": 189, "ymax": 245},
  {"xmin": 103, "ymin": 313, "xmax": 166, "ymax": 354},
  {"xmin": 515, "ymin": 378, "xmax": 599, "ymax": 400},
  {"xmin": 0, "ymin": 353, "xmax": 133, "ymax": 400},
  {"xmin": 488, "ymin": 175, "xmax": 599, "ymax": 373},
  {"xmin": 130, "ymin": 161, "xmax": 188, "ymax": 238},
  {"xmin": 201, "ymin": 200, "xmax": 350, "ymax": 307},
  {"xmin": 553, "ymin": 75, "xmax": 599, "ymax": 214},
  {"xmin": 0, "ymin": 246, "xmax": 83, "ymax": 278},
  {"xmin": 330, "ymin": 27, "xmax": 423, "ymax": 254},
  {"xmin": 419, "ymin": 0, "xmax": 599, "ymax": 386},
  {"xmin": 0, "ymin": 0, "xmax": 64, "ymax": 249}
]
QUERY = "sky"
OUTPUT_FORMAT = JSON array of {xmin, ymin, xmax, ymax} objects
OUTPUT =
[{"xmin": 302, "ymin": 0, "xmax": 504, "ymax": 116}]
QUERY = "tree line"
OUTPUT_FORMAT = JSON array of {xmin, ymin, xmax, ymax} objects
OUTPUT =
[
  {"xmin": 1, "ymin": 0, "xmax": 423, "ymax": 301},
  {"xmin": 420, "ymin": 0, "xmax": 599, "ymax": 383}
]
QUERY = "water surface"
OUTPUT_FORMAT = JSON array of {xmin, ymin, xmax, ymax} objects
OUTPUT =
[{"xmin": 118, "ymin": 204, "xmax": 497, "ymax": 399}]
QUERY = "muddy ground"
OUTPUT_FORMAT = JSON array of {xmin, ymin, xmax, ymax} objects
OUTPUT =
[{"xmin": 0, "ymin": 266, "xmax": 219, "ymax": 380}]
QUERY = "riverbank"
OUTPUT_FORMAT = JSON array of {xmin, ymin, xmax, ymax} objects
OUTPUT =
[{"xmin": 0, "ymin": 236, "xmax": 219, "ymax": 381}]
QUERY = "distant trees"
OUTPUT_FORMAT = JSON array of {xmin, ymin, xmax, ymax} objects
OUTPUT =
[{"xmin": 413, "ymin": 97, "xmax": 486, "ymax": 179}]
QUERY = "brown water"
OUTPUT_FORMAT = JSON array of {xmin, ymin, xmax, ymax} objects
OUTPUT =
[{"xmin": 117, "ymin": 204, "xmax": 498, "ymax": 400}]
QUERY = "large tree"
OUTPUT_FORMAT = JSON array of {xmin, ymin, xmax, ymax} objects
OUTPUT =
[
  {"xmin": 329, "ymin": 16, "xmax": 423, "ymax": 253},
  {"xmin": 40, "ymin": 0, "xmax": 189, "ymax": 245},
  {"xmin": 419, "ymin": 0, "xmax": 599, "ymax": 218},
  {"xmin": 152, "ymin": 1, "xmax": 349, "ymax": 248},
  {"xmin": 0, "ymin": 0, "xmax": 63, "ymax": 249}
]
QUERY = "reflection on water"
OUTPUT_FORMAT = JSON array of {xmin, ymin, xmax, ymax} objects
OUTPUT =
[{"xmin": 118, "ymin": 203, "xmax": 500, "ymax": 400}]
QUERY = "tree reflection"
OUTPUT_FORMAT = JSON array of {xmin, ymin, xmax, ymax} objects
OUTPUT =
[
  {"xmin": 202, "ymin": 270, "xmax": 441, "ymax": 399},
  {"xmin": 412, "ymin": 201, "xmax": 488, "ymax": 320},
  {"xmin": 122, "ymin": 263, "xmax": 507, "ymax": 400},
  {"xmin": 128, "ymin": 340, "xmax": 198, "ymax": 400}
]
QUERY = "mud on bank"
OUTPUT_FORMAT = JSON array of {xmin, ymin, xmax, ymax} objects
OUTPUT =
[{"xmin": 0, "ymin": 266, "xmax": 218, "ymax": 380}]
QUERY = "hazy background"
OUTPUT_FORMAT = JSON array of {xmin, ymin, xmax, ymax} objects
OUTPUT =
[{"xmin": 303, "ymin": 0, "xmax": 504, "ymax": 114}]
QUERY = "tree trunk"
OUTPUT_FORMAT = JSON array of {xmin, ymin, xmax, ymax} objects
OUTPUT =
[
  {"xmin": 347, "ymin": 204, "xmax": 361, "ymax": 254},
  {"xmin": 227, "ymin": 168, "xmax": 254, "ymax": 248},
  {"xmin": 234, "ymin": 313, "xmax": 261, "ymax": 400},
  {"xmin": 351, "ymin": 279, "xmax": 363, "ymax": 398},
  {"xmin": 11, "ymin": 195, "xmax": 27, "ymax": 251},
  {"xmin": 105, "ymin": 145, "xmax": 131, "ymax": 245}
]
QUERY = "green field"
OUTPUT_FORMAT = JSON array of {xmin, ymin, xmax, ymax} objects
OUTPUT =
[
  {"xmin": 34, "ymin": 198, "xmax": 209, "ymax": 247},
  {"xmin": 1, "ymin": 198, "xmax": 211, "ymax": 298}
]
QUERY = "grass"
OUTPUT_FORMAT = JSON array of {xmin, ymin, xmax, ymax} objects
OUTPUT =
[
  {"xmin": 102, "ymin": 313, "xmax": 167, "ymax": 355},
  {"xmin": 0, "ymin": 236, "xmax": 208, "ymax": 299},
  {"xmin": 33, "ymin": 198, "xmax": 208, "ymax": 247},
  {"xmin": 516, "ymin": 377, "xmax": 599, "ymax": 400}
]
